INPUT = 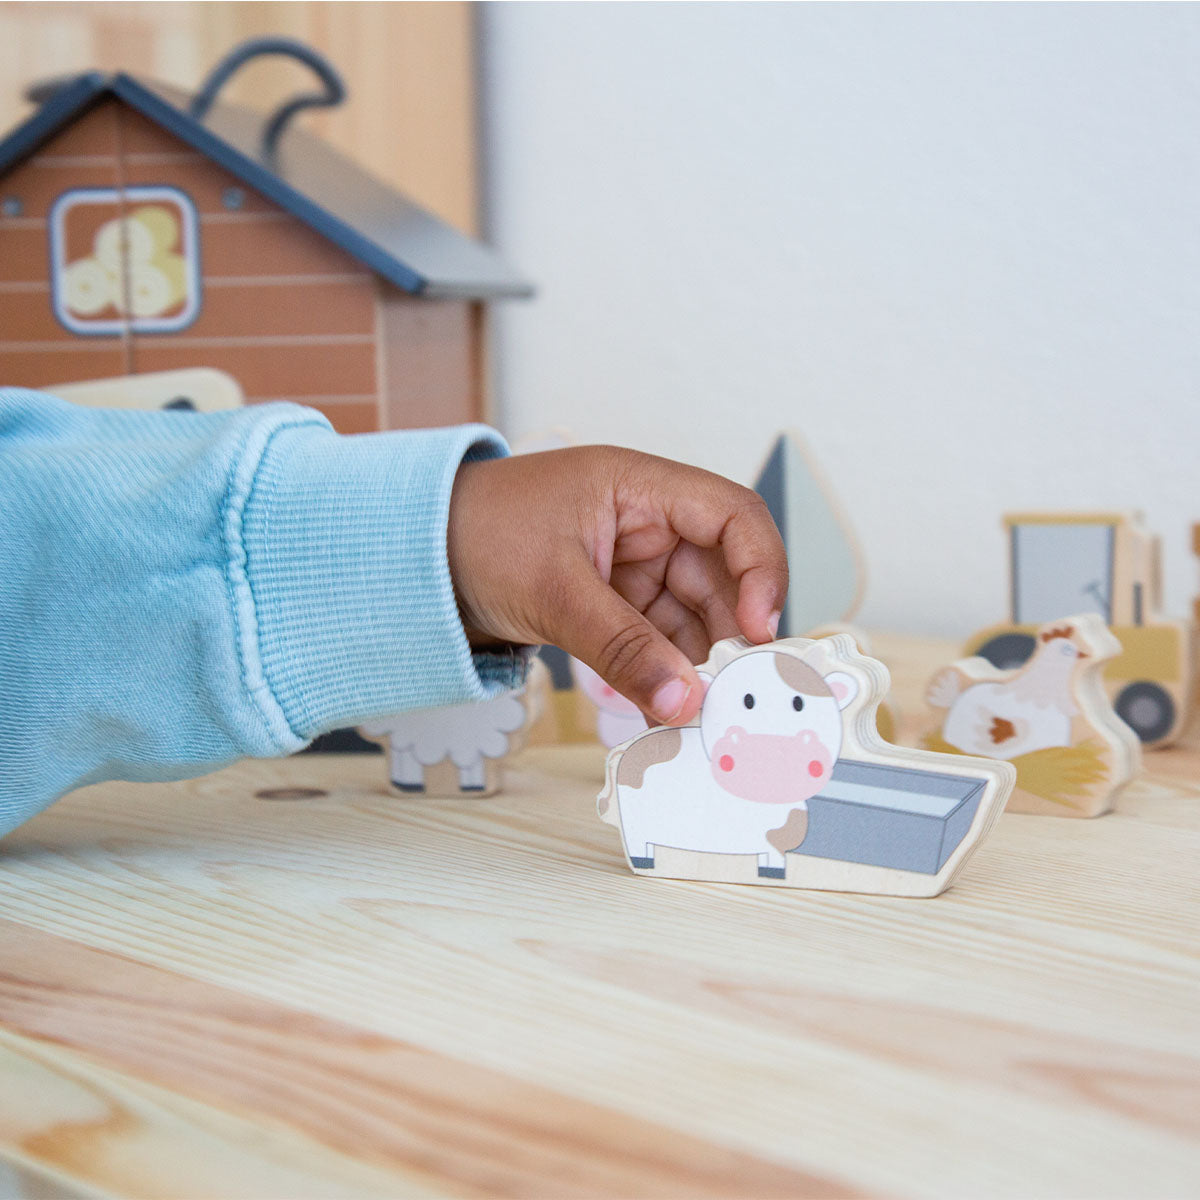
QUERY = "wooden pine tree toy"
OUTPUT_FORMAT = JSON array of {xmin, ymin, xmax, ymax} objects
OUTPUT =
[{"xmin": 923, "ymin": 614, "xmax": 1141, "ymax": 818}]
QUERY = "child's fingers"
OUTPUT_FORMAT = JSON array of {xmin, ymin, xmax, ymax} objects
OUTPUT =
[
  {"xmin": 640, "ymin": 588, "xmax": 713, "ymax": 664},
  {"xmin": 606, "ymin": 550, "xmax": 735, "ymax": 652},
  {"xmin": 735, "ymin": 561, "xmax": 786, "ymax": 642},
  {"xmin": 552, "ymin": 561, "xmax": 703, "ymax": 726},
  {"xmin": 662, "ymin": 542, "xmax": 741, "ymax": 645},
  {"xmin": 721, "ymin": 508, "xmax": 788, "ymax": 642},
  {"xmin": 657, "ymin": 468, "xmax": 788, "ymax": 643}
]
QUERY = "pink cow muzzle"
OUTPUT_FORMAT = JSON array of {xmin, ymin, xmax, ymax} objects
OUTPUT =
[{"xmin": 710, "ymin": 726, "xmax": 833, "ymax": 805}]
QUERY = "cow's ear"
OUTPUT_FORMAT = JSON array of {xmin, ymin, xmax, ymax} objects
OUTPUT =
[
  {"xmin": 824, "ymin": 671, "xmax": 858, "ymax": 710},
  {"xmin": 696, "ymin": 671, "xmax": 714, "ymax": 701}
]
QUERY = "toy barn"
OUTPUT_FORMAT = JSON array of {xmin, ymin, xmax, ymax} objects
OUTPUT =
[{"xmin": 0, "ymin": 45, "xmax": 531, "ymax": 434}]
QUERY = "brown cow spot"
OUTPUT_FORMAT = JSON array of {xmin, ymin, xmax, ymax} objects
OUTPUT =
[
  {"xmin": 617, "ymin": 728, "xmax": 683, "ymax": 789},
  {"xmin": 766, "ymin": 806, "xmax": 809, "ymax": 855},
  {"xmin": 989, "ymin": 716, "xmax": 1017, "ymax": 745},
  {"xmin": 773, "ymin": 652, "xmax": 834, "ymax": 698}
]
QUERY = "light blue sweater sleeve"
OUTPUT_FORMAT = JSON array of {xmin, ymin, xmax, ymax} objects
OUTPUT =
[{"xmin": 0, "ymin": 388, "xmax": 522, "ymax": 838}]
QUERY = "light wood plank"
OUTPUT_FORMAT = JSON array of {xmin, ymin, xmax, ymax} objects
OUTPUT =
[
  {"xmin": 0, "ymin": 634, "xmax": 1197, "ymax": 1198},
  {"xmin": 0, "ymin": 926, "xmax": 845, "ymax": 1198},
  {"xmin": 0, "ymin": 1028, "xmax": 443, "ymax": 1199},
  {"xmin": 0, "ymin": 1153, "xmax": 111, "ymax": 1200}
]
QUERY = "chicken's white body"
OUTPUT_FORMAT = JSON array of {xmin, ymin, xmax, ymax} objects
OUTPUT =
[{"xmin": 929, "ymin": 635, "xmax": 1084, "ymax": 760}]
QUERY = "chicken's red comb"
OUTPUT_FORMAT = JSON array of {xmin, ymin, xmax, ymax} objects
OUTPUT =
[{"xmin": 1041, "ymin": 625, "xmax": 1075, "ymax": 643}]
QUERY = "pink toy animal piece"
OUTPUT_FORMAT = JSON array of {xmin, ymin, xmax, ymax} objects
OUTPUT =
[
  {"xmin": 570, "ymin": 658, "xmax": 647, "ymax": 748},
  {"xmin": 600, "ymin": 643, "xmax": 858, "ymax": 877}
]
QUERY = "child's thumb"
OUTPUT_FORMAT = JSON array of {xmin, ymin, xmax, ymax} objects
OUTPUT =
[{"xmin": 559, "ymin": 575, "xmax": 702, "ymax": 727}]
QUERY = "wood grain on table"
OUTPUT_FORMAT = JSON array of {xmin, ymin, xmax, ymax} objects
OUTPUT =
[{"xmin": 1, "ymin": 634, "xmax": 1197, "ymax": 1199}]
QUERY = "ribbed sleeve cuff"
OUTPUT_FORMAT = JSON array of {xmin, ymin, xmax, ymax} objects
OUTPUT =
[{"xmin": 231, "ymin": 418, "xmax": 520, "ymax": 746}]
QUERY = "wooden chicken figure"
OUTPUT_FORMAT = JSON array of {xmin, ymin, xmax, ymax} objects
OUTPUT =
[{"xmin": 923, "ymin": 614, "xmax": 1141, "ymax": 817}]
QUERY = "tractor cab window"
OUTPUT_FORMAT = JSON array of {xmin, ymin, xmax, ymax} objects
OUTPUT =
[
  {"xmin": 49, "ymin": 186, "xmax": 200, "ymax": 335},
  {"xmin": 1011, "ymin": 523, "xmax": 1114, "ymax": 624}
]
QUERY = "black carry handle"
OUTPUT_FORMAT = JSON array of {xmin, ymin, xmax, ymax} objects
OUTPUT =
[{"xmin": 190, "ymin": 36, "xmax": 346, "ymax": 159}]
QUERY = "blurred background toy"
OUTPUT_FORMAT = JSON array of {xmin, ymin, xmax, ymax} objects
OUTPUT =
[
  {"xmin": 0, "ymin": 36, "xmax": 531, "ymax": 435},
  {"xmin": 753, "ymin": 432, "xmax": 865, "ymax": 637},
  {"xmin": 569, "ymin": 658, "xmax": 647, "ymax": 749},
  {"xmin": 963, "ymin": 512, "xmax": 1194, "ymax": 747},
  {"xmin": 361, "ymin": 660, "xmax": 548, "ymax": 798},
  {"xmin": 49, "ymin": 366, "xmax": 243, "ymax": 412},
  {"xmin": 926, "ymin": 614, "xmax": 1141, "ymax": 817}
]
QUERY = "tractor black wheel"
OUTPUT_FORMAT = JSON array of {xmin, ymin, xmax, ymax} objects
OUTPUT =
[
  {"xmin": 975, "ymin": 633, "xmax": 1037, "ymax": 671},
  {"xmin": 1114, "ymin": 682, "xmax": 1176, "ymax": 744}
]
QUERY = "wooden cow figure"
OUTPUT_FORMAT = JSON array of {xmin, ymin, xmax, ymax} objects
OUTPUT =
[{"xmin": 599, "ymin": 635, "xmax": 1015, "ymax": 896}]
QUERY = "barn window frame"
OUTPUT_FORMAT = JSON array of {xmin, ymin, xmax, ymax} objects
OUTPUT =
[{"xmin": 48, "ymin": 185, "xmax": 202, "ymax": 336}]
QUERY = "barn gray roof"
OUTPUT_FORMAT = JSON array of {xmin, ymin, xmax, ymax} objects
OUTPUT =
[{"xmin": 0, "ymin": 71, "xmax": 532, "ymax": 300}]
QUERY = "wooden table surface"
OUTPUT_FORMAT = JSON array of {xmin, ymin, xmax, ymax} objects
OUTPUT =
[{"xmin": 1, "ymin": 634, "xmax": 1198, "ymax": 1199}]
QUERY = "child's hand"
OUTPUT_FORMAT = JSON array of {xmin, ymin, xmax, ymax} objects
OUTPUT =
[{"xmin": 447, "ymin": 446, "xmax": 788, "ymax": 726}]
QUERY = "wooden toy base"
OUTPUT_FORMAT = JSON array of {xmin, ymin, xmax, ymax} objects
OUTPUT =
[{"xmin": 0, "ymin": 633, "xmax": 1196, "ymax": 1198}]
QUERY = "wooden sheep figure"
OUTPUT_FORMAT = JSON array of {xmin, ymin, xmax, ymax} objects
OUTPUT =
[
  {"xmin": 361, "ymin": 661, "xmax": 548, "ymax": 798},
  {"xmin": 923, "ymin": 614, "xmax": 1141, "ymax": 818},
  {"xmin": 599, "ymin": 635, "xmax": 1015, "ymax": 896}
]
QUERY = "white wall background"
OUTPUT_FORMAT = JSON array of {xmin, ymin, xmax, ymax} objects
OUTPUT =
[{"xmin": 477, "ymin": 2, "xmax": 1200, "ymax": 638}]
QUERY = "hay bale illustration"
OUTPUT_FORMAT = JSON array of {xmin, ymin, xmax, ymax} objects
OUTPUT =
[{"xmin": 922, "ymin": 732, "xmax": 1110, "ymax": 812}]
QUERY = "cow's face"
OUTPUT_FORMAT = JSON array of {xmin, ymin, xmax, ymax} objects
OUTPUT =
[{"xmin": 700, "ymin": 650, "xmax": 858, "ymax": 805}]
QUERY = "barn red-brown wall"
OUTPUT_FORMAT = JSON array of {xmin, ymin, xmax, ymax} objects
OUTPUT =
[
  {"xmin": 377, "ymin": 288, "xmax": 481, "ymax": 430},
  {"xmin": 0, "ymin": 105, "xmax": 129, "ymax": 385}
]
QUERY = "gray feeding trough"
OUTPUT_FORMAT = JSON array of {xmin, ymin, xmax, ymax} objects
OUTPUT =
[{"xmin": 795, "ymin": 761, "xmax": 985, "ymax": 875}]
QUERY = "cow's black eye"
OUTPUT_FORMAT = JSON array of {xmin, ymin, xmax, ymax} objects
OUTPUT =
[
  {"xmin": 743, "ymin": 693, "xmax": 755, "ymax": 709},
  {"xmin": 792, "ymin": 695, "xmax": 804, "ymax": 712}
]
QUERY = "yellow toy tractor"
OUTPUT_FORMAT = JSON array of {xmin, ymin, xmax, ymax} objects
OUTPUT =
[{"xmin": 964, "ymin": 513, "xmax": 1194, "ymax": 747}]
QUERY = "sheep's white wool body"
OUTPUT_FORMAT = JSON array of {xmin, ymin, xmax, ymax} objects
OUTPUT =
[{"xmin": 362, "ymin": 693, "xmax": 527, "ymax": 769}]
